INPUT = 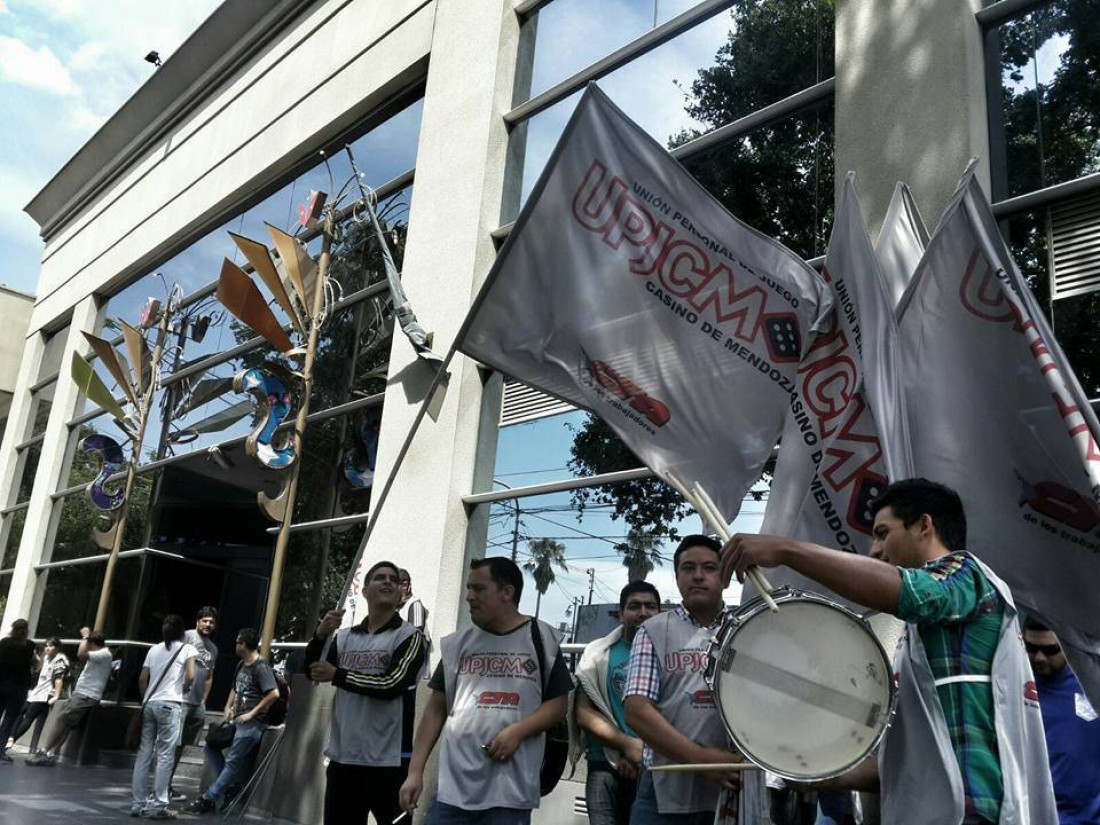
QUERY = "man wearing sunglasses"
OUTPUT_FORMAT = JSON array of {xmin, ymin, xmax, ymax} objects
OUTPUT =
[{"xmin": 1025, "ymin": 619, "xmax": 1100, "ymax": 824}]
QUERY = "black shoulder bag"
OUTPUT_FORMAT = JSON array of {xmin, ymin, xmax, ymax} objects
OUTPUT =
[{"xmin": 530, "ymin": 620, "xmax": 569, "ymax": 796}]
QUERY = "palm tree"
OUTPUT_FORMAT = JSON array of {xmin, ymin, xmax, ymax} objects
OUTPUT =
[
  {"xmin": 522, "ymin": 538, "xmax": 568, "ymax": 618},
  {"xmin": 616, "ymin": 528, "xmax": 663, "ymax": 582}
]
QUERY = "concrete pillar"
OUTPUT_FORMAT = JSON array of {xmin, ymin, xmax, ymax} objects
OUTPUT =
[
  {"xmin": 835, "ymin": 0, "xmax": 991, "ymax": 233},
  {"xmin": 0, "ymin": 333, "xmax": 46, "ymax": 589},
  {"xmin": 4, "ymin": 295, "xmax": 102, "ymax": 628},
  {"xmin": 363, "ymin": 0, "xmax": 519, "ymax": 644}
]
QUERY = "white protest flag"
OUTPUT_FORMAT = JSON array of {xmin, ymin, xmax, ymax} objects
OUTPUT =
[
  {"xmin": 762, "ymin": 175, "xmax": 912, "ymax": 605},
  {"xmin": 459, "ymin": 85, "xmax": 834, "ymax": 519},
  {"xmin": 875, "ymin": 182, "xmax": 929, "ymax": 308},
  {"xmin": 897, "ymin": 170, "xmax": 1100, "ymax": 648}
]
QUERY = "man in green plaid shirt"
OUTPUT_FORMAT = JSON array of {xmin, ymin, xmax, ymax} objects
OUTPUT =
[{"xmin": 721, "ymin": 478, "xmax": 1057, "ymax": 825}]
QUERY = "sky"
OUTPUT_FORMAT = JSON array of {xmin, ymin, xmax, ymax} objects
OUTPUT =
[{"xmin": 0, "ymin": 0, "xmax": 221, "ymax": 295}]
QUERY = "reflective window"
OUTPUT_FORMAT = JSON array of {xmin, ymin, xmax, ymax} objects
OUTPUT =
[
  {"xmin": 517, "ymin": 0, "xmax": 833, "ymax": 105},
  {"xmin": 14, "ymin": 444, "xmax": 40, "ymax": 504},
  {"xmin": 34, "ymin": 557, "xmax": 137, "ymax": 638},
  {"xmin": 101, "ymin": 96, "xmax": 423, "ymax": 333},
  {"xmin": 28, "ymin": 385, "xmax": 54, "ymax": 439},
  {"xmin": 0, "ymin": 572, "xmax": 9, "ymax": 619},
  {"xmin": 680, "ymin": 99, "xmax": 834, "ymax": 259},
  {"xmin": 1, "ymin": 509, "xmax": 25, "ymax": 570},
  {"xmin": 274, "ymin": 521, "xmax": 365, "ymax": 642},
  {"xmin": 994, "ymin": 0, "xmax": 1100, "ymax": 197},
  {"xmin": 507, "ymin": 1, "xmax": 833, "ymax": 219}
]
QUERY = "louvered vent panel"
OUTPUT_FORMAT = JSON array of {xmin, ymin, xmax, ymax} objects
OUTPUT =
[
  {"xmin": 499, "ymin": 379, "xmax": 574, "ymax": 427},
  {"xmin": 1051, "ymin": 190, "xmax": 1100, "ymax": 300}
]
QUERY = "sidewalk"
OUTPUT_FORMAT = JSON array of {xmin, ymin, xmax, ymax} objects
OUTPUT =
[{"xmin": 0, "ymin": 752, "xmax": 293, "ymax": 824}]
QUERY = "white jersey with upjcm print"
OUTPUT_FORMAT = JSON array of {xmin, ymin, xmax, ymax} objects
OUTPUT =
[
  {"xmin": 326, "ymin": 621, "xmax": 417, "ymax": 767},
  {"xmin": 439, "ymin": 620, "xmax": 558, "ymax": 811},
  {"xmin": 645, "ymin": 611, "xmax": 729, "ymax": 814}
]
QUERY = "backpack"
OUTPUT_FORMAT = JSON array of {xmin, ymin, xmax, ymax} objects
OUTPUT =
[
  {"xmin": 530, "ymin": 620, "xmax": 569, "ymax": 797},
  {"xmin": 265, "ymin": 669, "xmax": 292, "ymax": 726}
]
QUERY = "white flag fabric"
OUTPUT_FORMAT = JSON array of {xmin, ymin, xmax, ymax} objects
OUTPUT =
[
  {"xmin": 874, "ymin": 182, "xmax": 929, "ymax": 308},
  {"xmin": 762, "ymin": 175, "xmax": 911, "ymax": 608},
  {"xmin": 897, "ymin": 170, "xmax": 1100, "ymax": 639},
  {"xmin": 459, "ymin": 85, "xmax": 833, "ymax": 519}
]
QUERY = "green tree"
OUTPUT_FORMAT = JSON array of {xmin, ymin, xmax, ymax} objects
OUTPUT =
[
  {"xmin": 617, "ymin": 527, "xmax": 664, "ymax": 582},
  {"xmin": 522, "ymin": 537, "xmax": 568, "ymax": 619}
]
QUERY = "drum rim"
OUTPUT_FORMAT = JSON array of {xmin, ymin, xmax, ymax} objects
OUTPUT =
[{"xmin": 707, "ymin": 588, "xmax": 899, "ymax": 782}]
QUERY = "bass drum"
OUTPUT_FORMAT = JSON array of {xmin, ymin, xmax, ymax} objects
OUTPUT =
[{"xmin": 706, "ymin": 588, "xmax": 896, "ymax": 781}]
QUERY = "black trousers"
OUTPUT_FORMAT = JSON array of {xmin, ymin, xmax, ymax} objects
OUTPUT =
[
  {"xmin": 13, "ymin": 701, "xmax": 50, "ymax": 743},
  {"xmin": 324, "ymin": 759, "xmax": 409, "ymax": 825},
  {"xmin": 0, "ymin": 685, "xmax": 25, "ymax": 753}
]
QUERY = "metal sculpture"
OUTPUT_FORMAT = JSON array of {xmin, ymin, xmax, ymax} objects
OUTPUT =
[
  {"xmin": 69, "ymin": 292, "xmax": 175, "ymax": 633},
  {"xmin": 235, "ymin": 367, "xmax": 296, "ymax": 470},
  {"xmin": 80, "ymin": 433, "xmax": 127, "ymax": 511},
  {"xmin": 212, "ymin": 191, "xmax": 335, "ymax": 656}
]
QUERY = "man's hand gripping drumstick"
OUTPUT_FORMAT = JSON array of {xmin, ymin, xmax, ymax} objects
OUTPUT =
[{"xmin": 665, "ymin": 474, "xmax": 778, "ymax": 613}]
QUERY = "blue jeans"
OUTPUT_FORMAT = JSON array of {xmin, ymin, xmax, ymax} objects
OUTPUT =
[
  {"xmin": 131, "ymin": 701, "xmax": 183, "ymax": 813},
  {"xmin": 585, "ymin": 763, "xmax": 636, "ymax": 825},
  {"xmin": 203, "ymin": 720, "xmax": 265, "ymax": 804},
  {"xmin": 816, "ymin": 790, "xmax": 856, "ymax": 825},
  {"xmin": 424, "ymin": 797, "xmax": 531, "ymax": 825},
  {"xmin": 630, "ymin": 770, "xmax": 713, "ymax": 825}
]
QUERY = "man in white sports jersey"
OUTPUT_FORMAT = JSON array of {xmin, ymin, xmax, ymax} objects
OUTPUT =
[
  {"xmin": 305, "ymin": 560, "xmax": 426, "ymax": 825},
  {"xmin": 624, "ymin": 535, "xmax": 749, "ymax": 825},
  {"xmin": 399, "ymin": 557, "xmax": 572, "ymax": 825}
]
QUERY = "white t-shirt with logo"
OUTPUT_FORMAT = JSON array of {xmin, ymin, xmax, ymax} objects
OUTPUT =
[
  {"xmin": 74, "ymin": 648, "xmax": 114, "ymax": 700},
  {"xmin": 142, "ymin": 641, "xmax": 198, "ymax": 704}
]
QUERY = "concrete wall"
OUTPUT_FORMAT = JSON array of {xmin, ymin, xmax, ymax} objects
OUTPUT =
[
  {"xmin": 28, "ymin": 0, "xmax": 435, "ymax": 335},
  {"xmin": 0, "ymin": 287, "xmax": 33, "ymax": 396}
]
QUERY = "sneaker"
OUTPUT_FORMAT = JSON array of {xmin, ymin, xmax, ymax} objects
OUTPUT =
[
  {"xmin": 184, "ymin": 797, "xmax": 216, "ymax": 815},
  {"xmin": 146, "ymin": 810, "xmax": 178, "ymax": 820},
  {"xmin": 26, "ymin": 752, "xmax": 54, "ymax": 767},
  {"xmin": 0, "ymin": 753, "xmax": 13, "ymax": 764},
  {"xmin": 168, "ymin": 788, "xmax": 186, "ymax": 802},
  {"xmin": 129, "ymin": 807, "xmax": 144, "ymax": 818}
]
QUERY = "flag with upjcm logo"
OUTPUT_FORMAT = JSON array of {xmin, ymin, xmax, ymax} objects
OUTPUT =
[{"xmin": 458, "ymin": 84, "xmax": 833, "ymax": 521}]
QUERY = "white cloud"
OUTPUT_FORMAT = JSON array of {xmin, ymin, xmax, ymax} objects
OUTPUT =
[
  {"xmin": 0, "ymin": 35, "xmax": 78, "ymax": 95},
  {"xmin": 0, "ymin": 1, "xmax": 9, "ymax": 15}
]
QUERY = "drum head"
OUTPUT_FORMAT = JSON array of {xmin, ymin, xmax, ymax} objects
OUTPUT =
[{"xmin": 712, "ymin": 596, "xmax": 894, "ymax": 781}]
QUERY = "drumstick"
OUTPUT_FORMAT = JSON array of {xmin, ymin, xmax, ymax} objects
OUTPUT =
[
  {"xmin": 649, "ymin": 763, "xmax": 760, "ymax": 772},
  {"xmin": 690, "ymin": 482, "xmax": 779, "ymax": 614}
]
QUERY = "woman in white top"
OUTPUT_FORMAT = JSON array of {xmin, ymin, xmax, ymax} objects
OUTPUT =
[
  {"xmin": 11, "ymin": 637, "xmax": 69, "ymax": 749},
  {"xmin": 131, "ymin": 615, "xmax": 197, "ymax": 819}
]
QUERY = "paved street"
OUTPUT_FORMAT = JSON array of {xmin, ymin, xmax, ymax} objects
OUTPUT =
[{"xmin": 0, "ymin": 754, "xmax": 281, "ymax": 824}]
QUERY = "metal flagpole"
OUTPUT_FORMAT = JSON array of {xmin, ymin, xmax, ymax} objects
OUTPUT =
[
  {"xmin": 93, "ymin": 307, "xmax": 172, "ymax": 632},
  {"xmin": 259, "ymin": 208, "xmax": 335, "ymax": 658}
]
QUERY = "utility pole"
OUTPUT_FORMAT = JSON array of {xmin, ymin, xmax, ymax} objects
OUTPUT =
[
  {"xmin": 587, "ymin": 567, "xmax": 596, "ymax": 605},
  {"xmin": 570, "ymin": 596, "xmax": 582, "ymax": 642}
]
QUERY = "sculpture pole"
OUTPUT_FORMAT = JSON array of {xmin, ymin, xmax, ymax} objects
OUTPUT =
[
  {"xmin": 92, "ymin": 307, "xmax": 171, "ymax": 633},
  {"xmin": 259, "ymin": 208, "xmax": 333, "ymax": 657}
]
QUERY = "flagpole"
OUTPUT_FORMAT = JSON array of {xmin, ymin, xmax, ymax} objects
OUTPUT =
[
  {"xmin": 93, "ymin": 308, "xmax": 171, "ymax": 633},
  {"xmin": 259, "ymin": 208, "xmax": 334, "ymax": 658}
]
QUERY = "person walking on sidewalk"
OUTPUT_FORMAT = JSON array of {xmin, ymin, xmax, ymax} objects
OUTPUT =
[
  {"xmin": 185, "ymin": 628, "xmax": 278, "ymax": 815},
  {"xmin": 131, "ymin": 614, "xmax": 197, "ymax": 819},
  {"xmin": 0, "ymin": 619, "xmax": 37, "ymax": 763}
]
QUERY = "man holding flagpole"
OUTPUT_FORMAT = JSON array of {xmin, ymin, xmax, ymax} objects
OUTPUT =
[{"xmin": 722, "ymin": 478, "xmax": 1056, "ymax": 825}]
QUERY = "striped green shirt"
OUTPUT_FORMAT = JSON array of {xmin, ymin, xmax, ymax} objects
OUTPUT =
[{"xmin": 896, "ymin": 551, "xmax": 1005, "ymax": 823}]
